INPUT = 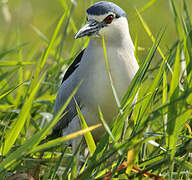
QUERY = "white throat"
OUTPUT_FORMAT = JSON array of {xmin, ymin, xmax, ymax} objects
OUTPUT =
[{"xmin": 74, "ymin": 26, "xmax": 139, "ymax": 123}]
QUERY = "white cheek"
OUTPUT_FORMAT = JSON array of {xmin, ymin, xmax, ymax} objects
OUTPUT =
[
  {"xmin": 99, "ymin": 25, "xmax": 114, "ymax": 37},
  {"xmin": 98, "ymin": 18, "xmax": 128, "ymax": 39}
]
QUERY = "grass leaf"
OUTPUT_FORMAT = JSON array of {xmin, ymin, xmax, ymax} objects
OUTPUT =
[
  {"xmin": 1, "ymin": 74, "xmax": 45, "ymax": 155},
  {"xmin": 167, "ymin": 44, "xmax": 181, "ymax": 159},
  {"xmin": 76, "ymin": 102, "xmax": 97, "ymax": 156}
]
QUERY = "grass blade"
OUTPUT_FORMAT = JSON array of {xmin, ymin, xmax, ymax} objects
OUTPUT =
[
  {"xmin": 163, "ymin": 72, "xmax": 168, "ymax": 143},
  {"xmin": 0, "ymin": 82, "xmax": 25, "ymax": 100},
  {"xmin": 0, "ymin": 61, "xmax": 34, "ymax": 67},
  {"xmin": 102, "ymin": 36, "xmax": 122, "ymax": 113},
  {"xmin": 139, "ymin": 0, "xmax": 156, "ymax": 14},
  {"xmin": 167, "ymin": 44, "xmax": 181, "ymax": 159},
  {"xmin": 40, "ymin": 13, "xmax": 66, "ymax": 68},
  {"xmin": 1, "ymin": 74, "xmax": 45, "ymax": 155},
  {"xmin": 98, "ymin": 106, "xmax": 115, "ymax": 142},
  {"xmin": 0, "ymin": 42, "xmax": 29, "ymax": 59},
  {"xmin": 76, "ymin": 102, "xmax": 97, "ymax": 156},
  {"xmin": 29, "ymin": 124, "xmax": 101, "ymax": 153},
  {"xmin": 0, "ymin": 81, "xmax": 81, "ymax": 172},
  {"xmin": 169, "ymin": 0, "xmax": 184, "ymax": 39},
  {"xmin": 183, "ymin": 0, "xmax": 192, "ymax": 33},
  {"xmin": 136, "ymin": 9, "xmax": 173, "ymax": 75}
]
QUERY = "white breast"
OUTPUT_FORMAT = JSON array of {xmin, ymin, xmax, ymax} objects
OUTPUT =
[{"xmin": 74, "ymin": 39, "xmax": 139, "ymax": 130}]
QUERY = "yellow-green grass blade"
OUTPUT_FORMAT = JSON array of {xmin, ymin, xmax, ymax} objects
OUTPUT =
[
  {"xmin": 58, "ymin": 0, "xmax": 78, "ymax": 33},
  {"xmin": 138, "ymin": 53, "xmax": 167, "ymax": 128},
  {"xmin": 187, "ymin": 86, "xmax": 192, "ymax": 105},
  {"xmin": 0, "ymin": 42, "xmax": 28, "ymax": 59},
  {"xmin": 98, "ymin": 106, "xmax": 115, "ymax": 142},
  {"xmin": 175, "ymin": 157, "xmax": 192, "ymax": 171},
  {"xmin": 0, "ymin": 81, "xmax": 25, "ymax": 100},
  {"xmin": 167, "ymin": 44, "xmax": 181, "ymax": 160},
  {"xmin": 121, "ymin": 31, "xmax": 163, "ymax": 109},
  {"xmin": 169, "ymin": 0, "xmax": 185, "ymax": 39},
  {"xmin": 56, "ymin": 3, "xmax": 76, "ymax": 64},
  {"xmin": 134, "ymin": 35, "xmax": 139, "ymax": 64},
  {"xmin": 102, "ymin": 35, "xmax": 132, "ymax": 143},
  {"xmin": 16, "ymin": 29, "xmax": 24, "ymax": 105},
  {"xmin": 0, "ymin": 68, "xmax": 18, "ymax": 85},
  {"xmin": 30, "ymin": 124, "xmax": 101, "ymax": 154},
  {"xmin": 79, "ymin": 157, "xmax": 89, "ymax": 174},
  {"xmin": 124, "ymin": 69, "xmax": 170, "ymax": 174},
  {"xmin": 184, "ymin": 32, "xmax": 192, "ymax": 84},
  {"xmin": 139, "ymin": 0, "xmax": 157, "ymax": 14},
  {"xmin": 136, "ymin": 9, "xmax": 173, "ymax": 75},
  {"xmin": 87, "ymin": 134, "xmax": 110, "ymax": 170},
  {"xmin": 31, "ymin": 25, "xmax": 49, "ymax": 43},
  {"xmin": 183, "ymin": 0, "xmax": 192, "ymax": 33},
  {"xmin": 40, "ymin": 13, "xmax": 66, "ymax": 68},
  {"xmin": 78, "ymin": 133, "xmax": 151, "ymax": 180},
  {"xmin": 0, "ymin": 81, "xmax": 81, "ymax": 172},
  {"xmin": 87, "ymin": 113, "xmax": 154, "ymax": 178},
  {"xmin": 35, "ymin": 94, "xmax": 56, "ymax": 103},
  {"xmin": 115, "ymin": 32, "xmax": 164, "ymax": 143},
  {"xmin": 28, "ymin": 12, "xmax": 66, "ymax": 96},
  {"xmin": 76, "ymin": 102, "xmax": 97, "ymax": 156},
  {"xmin": 163, "ymin": 72, "xmax": 168, "ymax": 144},
  {"xmin": 0, "ymin": 61, "xmax": 35, "ymax": 67},
  {"xmin": 102, "ymin": 36, "xmax": 122, "ymax": 113},
  {"xmin": 50, "ymin": 146, "xmax": 67, "ymax": 180},
  {"xmin": 0, "ymin": 89, "xmax": 14, "ymax": 100},
  {"xmin": 29, "ymin": 81, "xmax": 83, "ymax": 147},
  {"xmin": 176, "ymin": 108, "xmax": 192, "ymax": 135},
  {"xmin": 136, "ymin": 141, "xmax": 191, "ymax": 178},
  {"xmin": 0, "ymin": 105, "xmax": 14, "ymax": 111},
  {"xmin": 184, "ymin": 33, "xmax": 192, "ymax": 105},
  {"xmin": 169, "ymin": 44, "xmax": 181, "ymax": 98},
  {"xmin": 1, "ymin": 74, "xmax": 45, "ymax": 155}
]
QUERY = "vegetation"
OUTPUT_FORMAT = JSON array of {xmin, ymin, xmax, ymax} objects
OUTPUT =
[{"xmin": 0, "ymin": 0, "xmax": 191, "ymax": 179}]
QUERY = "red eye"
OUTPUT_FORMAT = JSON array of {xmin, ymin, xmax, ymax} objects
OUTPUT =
[{"xmin": 104, "ymin": 15, "xmax": 114, "ymax": 24}]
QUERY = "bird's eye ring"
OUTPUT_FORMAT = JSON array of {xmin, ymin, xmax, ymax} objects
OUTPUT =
[{"xmin": 104, "ymin": 15, "xmax": 114, "ymax": 24}]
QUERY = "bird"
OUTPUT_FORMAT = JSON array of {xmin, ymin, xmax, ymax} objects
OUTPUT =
[{"xmin": 53, "ymin": 1, "xmax": 139, "ymax": 152}]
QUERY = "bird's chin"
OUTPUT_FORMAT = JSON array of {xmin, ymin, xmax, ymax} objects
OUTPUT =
[
  {"xmin": 89, "ymin": 32, "xmax": 102, "ymax": 39},
  {"xmin": 93, "ymin": 34, "xmax": 101, "ymax": 38}
]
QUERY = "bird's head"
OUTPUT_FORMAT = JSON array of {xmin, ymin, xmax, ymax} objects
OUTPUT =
[{"xmin": 75, "ymin": 1, "xmax": 128, "ymax": 42}]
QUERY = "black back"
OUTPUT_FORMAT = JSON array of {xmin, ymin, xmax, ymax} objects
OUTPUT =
[{"xmin": 62, "ymin": 49, "xmax": 85, "ymax": 83}]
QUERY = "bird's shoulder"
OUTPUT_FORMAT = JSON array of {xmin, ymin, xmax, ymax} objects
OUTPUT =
[{"xmin": 61, "ymin": 49, "xmax": 85, "ymax": 84}]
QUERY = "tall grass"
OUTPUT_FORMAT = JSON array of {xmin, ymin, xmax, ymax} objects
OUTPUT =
[{"xmin": 0, "ymin": 0, "xmax": 191, "ymax": 179}]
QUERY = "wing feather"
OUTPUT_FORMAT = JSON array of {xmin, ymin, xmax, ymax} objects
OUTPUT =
[{"xmin": 53, "ymin": 49, "xmax": 85, "ymax": 136}]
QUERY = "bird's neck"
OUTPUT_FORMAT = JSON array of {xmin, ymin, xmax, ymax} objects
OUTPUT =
[{"xmin": 89, "ymin": 30, "xmax": 135, "ymax": 54}]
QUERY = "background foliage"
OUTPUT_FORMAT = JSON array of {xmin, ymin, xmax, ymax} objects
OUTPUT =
[{"xmin": 0, "ymin": 0, "xmax": 191, "ymax": 179}]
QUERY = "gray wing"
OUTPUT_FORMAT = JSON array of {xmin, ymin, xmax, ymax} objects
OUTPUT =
[{"xmin": 52, "ymin": 49, "xmax": 85, "ymax": 136}]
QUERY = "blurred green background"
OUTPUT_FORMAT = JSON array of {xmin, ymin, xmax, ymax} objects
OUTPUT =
[{"xmin": 1, "ymin": 0, "xmax": 191, "ymax": 61}]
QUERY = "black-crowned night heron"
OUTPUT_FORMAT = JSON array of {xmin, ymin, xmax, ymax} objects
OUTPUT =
[{"xmin": 53, "ymin": 1, "xmax": 139, "ymax": 152}]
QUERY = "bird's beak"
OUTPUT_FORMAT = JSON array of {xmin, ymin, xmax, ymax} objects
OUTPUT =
[{"xmin": 75, "ymin": 20, "xmax": 104, "ymax": 39}]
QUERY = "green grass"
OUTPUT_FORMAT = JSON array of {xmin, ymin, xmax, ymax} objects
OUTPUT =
[{"xmin": 0, "ymin": 0, "xmax": 192, "ymax": 179}]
